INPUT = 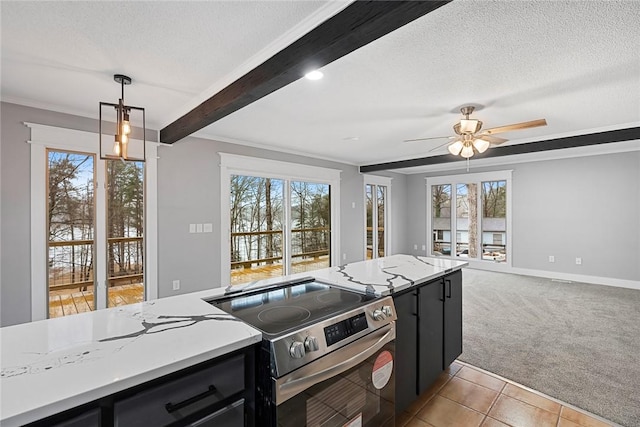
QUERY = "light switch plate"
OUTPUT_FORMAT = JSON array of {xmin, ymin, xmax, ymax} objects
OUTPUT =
[
  {"xmin": 189, "ymin": 224, "xmax": 196, "ymax": 233},
  {"xmin": 196, "ymin": 224, "xmax": 203, "ymax": 233},
  {"xmin": 203, "ymin": 223, "xmax": 213, "ymax": 233}
]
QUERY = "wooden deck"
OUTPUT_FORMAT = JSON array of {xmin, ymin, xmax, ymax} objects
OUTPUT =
[
  {"xmin": 49, "ymin": 284, "xmax": 144, "ymax": 318},
  {"xmin": 230, "ymin": 256, "xmax": 330, "ymax": 284},
  {"xmin": 49, "ymin": 257, "xmax": 330, "ymax": 318}
]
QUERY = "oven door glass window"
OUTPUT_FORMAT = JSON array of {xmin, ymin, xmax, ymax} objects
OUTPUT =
[{"xmin": 277, "ymin": 343, "xmax": 395, "ymax": 427}]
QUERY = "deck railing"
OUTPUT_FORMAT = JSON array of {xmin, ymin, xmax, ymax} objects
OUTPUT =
[
  {"xmin": 48, "ymin": 236, "xmax": 144, "ymax": 291},
  {"xmin": 230, "ymin": 227, "xmax": 329, "ymax": 269}
]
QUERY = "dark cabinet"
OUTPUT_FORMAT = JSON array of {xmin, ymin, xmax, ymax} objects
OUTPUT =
[
  {"xmin": 27, "ymin": 346, "xmax": 256, "ymax": 427},
  {"xmin": 443, "ymin": 270, "xmax": 463, "ymax": 368},
  {"xmin": 393, "ymin": 270, "xmax": 463, "ymax": 413},
  {"xmin": 393, "ymin": 289, "xmax": 418, "ymax": 413}
]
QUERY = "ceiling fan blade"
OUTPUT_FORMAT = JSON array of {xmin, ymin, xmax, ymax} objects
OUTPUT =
[
  {"xmin": 429, "ymin": 137, "xmax": 460, "ymax": 152},
  {"xmin": 404, "ymin": 135, "xmax": 454, "ymax": 143},
  {"xmin": 483, "ymin": 119, "xmax": 547, "ymax": 135},
  {"xmin": 476, "ymin": 134, "xmax": 508, "ymax": 145}
]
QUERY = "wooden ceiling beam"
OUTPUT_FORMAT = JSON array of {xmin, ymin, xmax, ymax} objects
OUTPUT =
[
  {"xmin": 358, "ymin": 127, "xmax": 640, "ymax": 173},
  {"xmin": 160, "ymin": 0, "xmax": 452, "ymax": 144}
]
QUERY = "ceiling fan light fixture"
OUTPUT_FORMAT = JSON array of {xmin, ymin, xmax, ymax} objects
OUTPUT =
[
  {"xmin": 459, "ymin": 119, "xmax": 482, "ymax": 134},
  {"xmin": 472, "ymin": 138, "xmax": 490, "ymax": 153},
  {"xmin": 448, "ymin": 140, "xmax": 464, "ymax": 155},
  {"xmin": 460, "ymin": 143, "xmax": 475, "ymax": 158}
]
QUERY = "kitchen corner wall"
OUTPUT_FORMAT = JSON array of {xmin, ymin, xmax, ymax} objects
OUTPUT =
[
  {"xmin": 406, "ymin": 151, "xmax": 640, "ymax": 284},
  {"xmin": 156, "ymin": 136, "xmax": 408, "ymax": 298}
]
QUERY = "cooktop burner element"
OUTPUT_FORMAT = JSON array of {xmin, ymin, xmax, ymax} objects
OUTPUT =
[
  {"xmin": 257, "ymin": 306, "xmax": 311, "ymax": 325},
  {"xmin": 212, "ymin": 280, "xmax": 375, "ymax": 336}
]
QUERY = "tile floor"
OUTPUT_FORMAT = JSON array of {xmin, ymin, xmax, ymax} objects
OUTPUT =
[{"xmin": 396, "ymin": 361, "xmax": 617, "ymax": 427}]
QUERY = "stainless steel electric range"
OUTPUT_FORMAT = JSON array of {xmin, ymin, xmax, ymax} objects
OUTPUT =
[{"xmin": 209, "ymin": 277, "xmax": 397, "ymax": 427}]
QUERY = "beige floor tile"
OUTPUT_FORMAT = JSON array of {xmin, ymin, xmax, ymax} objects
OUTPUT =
[
  {"xmin": 396, "ymin": 411, "xmax": 413, "ymax": 427},
  {"xmin": 488, "ymin": 394, "xmax": 559, "ymax": 427},
  {"xmin": 438, "ymin": 377, "xmax": 499, "ymax": 413},
  {"xmin": 456, "ymin": 366, "xmax": 506, "ymax": 392},
  {"xmin": 502, "ymin": 383, "xmax": 561, "ymax": 414},
  {"xmin": 481, "ymin": 417, "xmax": 511, "ymax": 427},
  {"xmin": 560, "ymin": 406, "xmax": 612, "ymax": 427},
  {"xmin": 405, "ymin": 391, "xmax": 436, "ymax": 415},
  {"xmin": 558, "ymin": 417, "xmax": 585, "ymax": 427},
  {"xmin": 416, "ymin": 395, "xmax": 485, "ymax": 427},
  {"xmin": 405, "ymin": 417, "xmax": 436, "ymax": 427},
  {"xmin": 405, "ymin": 372, "xmax": 453, "ymax": 414},
  {"xmin": 445, "ymin": 361, "xmax": 463, "ymax": 376}
]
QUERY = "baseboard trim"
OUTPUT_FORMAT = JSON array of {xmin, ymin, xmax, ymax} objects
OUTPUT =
[{"xmin": 464, "ymin": 263, "xmax": 640, "ymax": 291}]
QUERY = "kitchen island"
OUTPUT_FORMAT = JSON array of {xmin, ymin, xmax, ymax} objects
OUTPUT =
[{"xmin": 1, "ymin": 254, "xmax": 466, "ymax": 426}]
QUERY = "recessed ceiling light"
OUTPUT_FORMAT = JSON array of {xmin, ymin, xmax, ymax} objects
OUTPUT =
[
  {"xmin": 305, "ymin": 70, "xmax": 324, "ymax": 80},
  {"xmin": 343, "ymin": 136, "xmax": 359, "ymax": 141}
]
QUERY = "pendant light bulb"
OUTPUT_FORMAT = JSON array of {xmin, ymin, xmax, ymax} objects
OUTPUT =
[
  {"xmin": 122, "ymin": 111, "xmax": 131, "ymax": 135},
  {"xmin": 113, "ymin": 136, "xmax": 121, "ymax": 156},
  {"xmin": 473, "ymin": 138, "xmax": 490, "ymax": 153},
  {"xmin": 461, "ymin": 143, "xmax": 475, "ymax": 158},
  {"xmin": 121, "ymin": 133, "xmax": 128, "ymax": 145},
  {"xmin": 448, "ymin": 140, "xmax": 464, "ymax": 156}
]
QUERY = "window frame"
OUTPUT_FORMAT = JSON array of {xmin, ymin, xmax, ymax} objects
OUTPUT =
[
  {"xmin": 219, "ymin": 153, "xmax": 341, "ymax": 286},
  {"xmin": 27, "ymin": 122, "xmax": 158, "ymax": 321},
  {"xmin": 363, "ymin": 175, "xmax": 392, "ymax": 260},
  {"xmin": 426, "ymin": 170, "xmax": 512, "ymax": 267}
]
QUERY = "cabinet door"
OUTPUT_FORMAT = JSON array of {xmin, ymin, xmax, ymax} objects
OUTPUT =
[
  {"xmin": 393, "ymin": 290, "xmax": 419, "ymax": 413},
  {"xmin": 418, "ymin": 280, "xmax": 444, "ymax": 394},
  {"xmin": 443, "ymin": 270, "xmax": 463, "ymax": 368}
]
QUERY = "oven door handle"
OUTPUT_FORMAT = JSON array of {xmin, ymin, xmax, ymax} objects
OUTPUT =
[{"xmin": 274, "ymin": 323, "xmax": 396, "ymax": 405}]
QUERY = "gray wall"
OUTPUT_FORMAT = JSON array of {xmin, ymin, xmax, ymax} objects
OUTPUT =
[
  {"xmin": 156, "ymin": 137, "xmax": 406, "ymax": 298},
  {"xmin": 0, "ymin": 102, "xmax": 398, "ymax": 325},
  {"xmin": 405, "ymin": 151, "xmax": 640, "ymax": 282}
]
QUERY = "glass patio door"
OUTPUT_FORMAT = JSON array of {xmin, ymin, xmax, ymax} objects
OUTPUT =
[
  {"xmin": 365, "ymin": 183, "xmax": 388, "ymax": 260},
  {"xmin": 46, "ymin": 149, "xmax": 145, "ymax": 318}
]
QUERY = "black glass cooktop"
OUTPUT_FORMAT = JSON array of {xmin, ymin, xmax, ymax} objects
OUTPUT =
[{"xmin": 211, "ymin": 280, "xmax": 375, "ymax": 336}]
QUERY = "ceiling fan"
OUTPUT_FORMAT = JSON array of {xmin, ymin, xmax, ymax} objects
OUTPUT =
[{"xmin": 405, "ymin": 106, "xmax": 547, "ymax": 158}]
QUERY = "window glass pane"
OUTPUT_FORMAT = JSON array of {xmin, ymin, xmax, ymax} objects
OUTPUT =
[
  {"xmin": 230, "ymin": 175, "xmax": 284, "ymax": 284},
  {"xmin": 377, "ymin": 186, "xmax": 386, "ymax": 257},
  {"xmin": 456, "ymin": 183, "xmax": 478, "ymax": 258},
  {"xmin": 291, "ymin": 181, "xmax": 331, "ymax": 274},
  {"xmin": 366, "ymin": 185, "xmax": 374, "ymax": 260},
  {"xmin": 106, "ymin": 160, "xmax": 145, "ymax": 307},
  {"xmin": 432, "ymin": 185, "xmax": 451, "ymax": 256},
  {"xmin": 482, "ymin": 180, "xmax": 507, "ymax": 262},
  {"xmin": 47, "ymin": 150, "xmax": 95, "ymax": 318}
]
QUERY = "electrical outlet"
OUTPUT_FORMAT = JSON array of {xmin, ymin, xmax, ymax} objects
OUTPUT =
[
  {"xmin": 343, "ymin": 253, "xmax": 346, "ymax": 260},
  {"xmin": 414, "ymin": 244, "xmax": 418, "ymax": 250},
  {"xmin": 548, "ymin": 255, "xmax": 555, "ymax": 263},
  {"xmin": 422, "ymin": 245, "xmax": 426, "ymax": 251},
  {"xmin": 172, "ymin": 280, "xmax": 180, "ymax": 290},
  {"xmin": 576, "ymin": 257, "xmax": 582, "ymax": 265}
]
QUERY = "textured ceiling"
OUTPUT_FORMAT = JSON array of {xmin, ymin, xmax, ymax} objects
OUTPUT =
[{"xmin": 2, "ymin": 1, "xmax": 639, "ymax": 171}]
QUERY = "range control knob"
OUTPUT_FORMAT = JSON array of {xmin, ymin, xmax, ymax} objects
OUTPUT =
[
  {"xmin": 304, "ymin": 336, "xmax": 319, "ymax": 352},
  {"xmin": 372, "ymin": 309, "xmax": 386, "ymax": 321},
  {"xmin": 289, "ymin": 341, "xmax": 306, "ymax": 359},
  {"xmin": 381, "ymin": 305, "xmax": 393, "ymax": 318}
]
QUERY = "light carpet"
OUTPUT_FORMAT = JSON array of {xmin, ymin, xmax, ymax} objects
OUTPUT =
[{"xmin": 459, "ymin": 268, "xmax": 640, "ymax": 427}]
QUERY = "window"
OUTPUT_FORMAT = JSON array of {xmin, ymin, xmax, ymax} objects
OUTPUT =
[
  {"xmin": 28, "ymin": 123, "xmax": 157, "ymax": 321},
  {"xmin": 364, "ymin": 175, "xmax": 391, "ymax": 260},
  {"xmin": 427, "ymin": 171, "xmax": 511, "ymax": 265},
  {"xmin": 221, "ymin": 154, "xmax": 340, "ymax": 286}
]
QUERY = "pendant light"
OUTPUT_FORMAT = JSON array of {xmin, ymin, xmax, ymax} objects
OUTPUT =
[{"xmin": 99, "ymin": 74, "xmax": 146, "ymax": 161}]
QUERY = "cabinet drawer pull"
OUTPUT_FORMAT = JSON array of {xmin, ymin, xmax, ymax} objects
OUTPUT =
[
  {"xmin": 446, "ymin": 279, "xmax": 452, "ymax": 299},
  {"xmin": 165, "ymin": 385, "xmax": 217, "ymax": 413}
]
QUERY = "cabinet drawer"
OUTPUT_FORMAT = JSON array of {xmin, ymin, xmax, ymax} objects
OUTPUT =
[
  {"xmin": 191, "ymin": 398, "xmax": 244, "ymax": 427},
  {"xmin": 114, "ymin": 354, "xmax": 244, "ymax": 426},
  {"xmin": 50, "ymin": 408, "xmax": 100, "ymax": 427}
]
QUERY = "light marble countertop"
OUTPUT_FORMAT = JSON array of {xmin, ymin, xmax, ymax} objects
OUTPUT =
[
  {"xmin": 0, "ymin": 254, "xmax": 465, "ymax": 426},
  {"xmin": 0, "ymin": 294, "xmax": 262, "ymax": 426}
]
